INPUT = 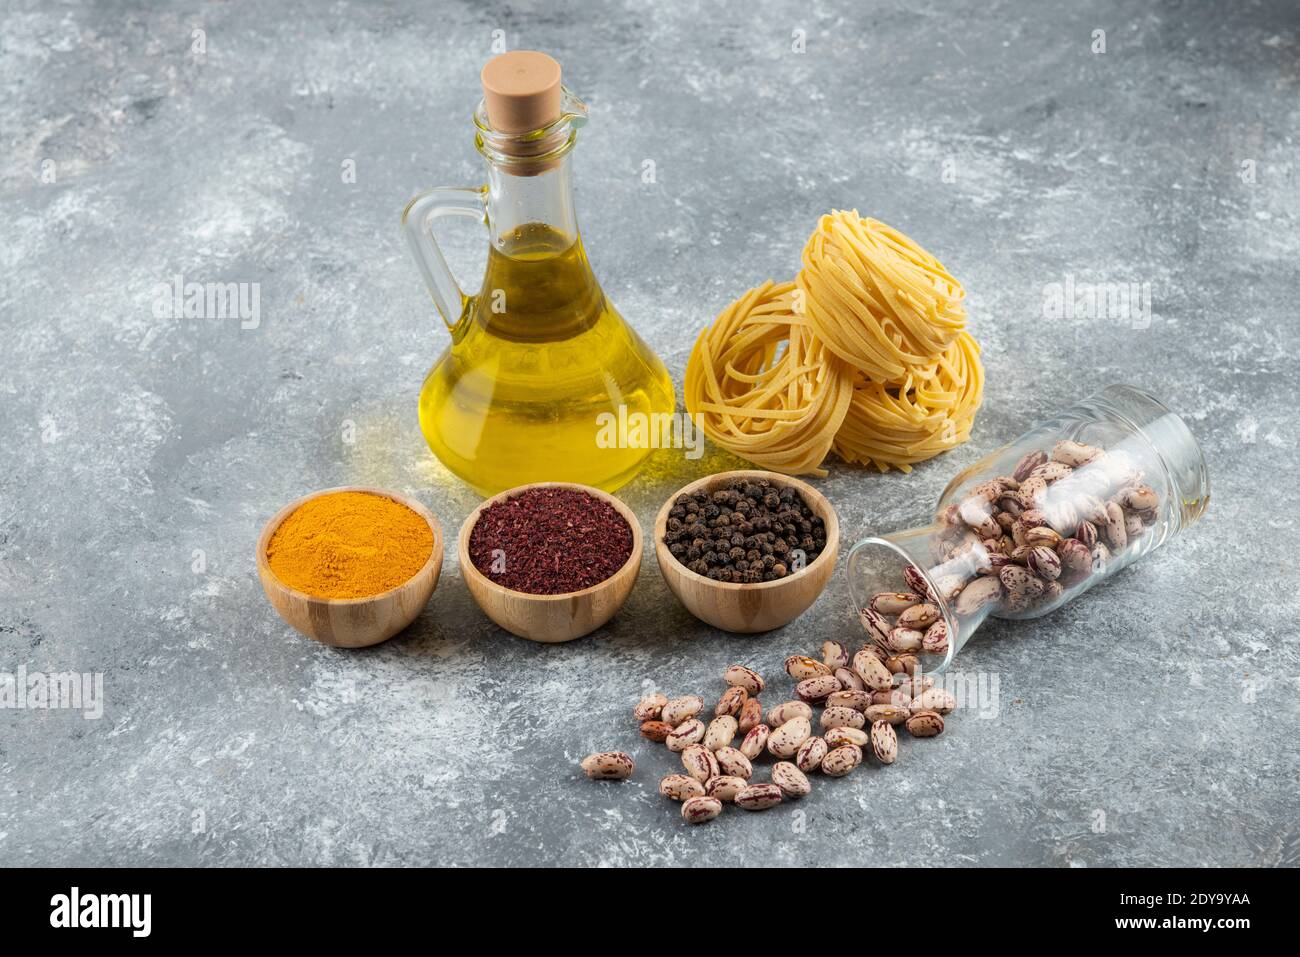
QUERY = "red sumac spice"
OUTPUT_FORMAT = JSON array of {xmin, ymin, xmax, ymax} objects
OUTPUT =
[{"xmin": 468, "ymin": 487, "xmax": 633, "ymax": 595}]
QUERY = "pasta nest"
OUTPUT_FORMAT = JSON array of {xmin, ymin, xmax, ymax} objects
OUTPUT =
[
  {"xmin": 797, "ymin": 210, "xmax": 967, "ymax": 385},
  {"xmin": 832, "ymin": 331, "xmax": 984, "ymax": 473},
  {"xmin": 686, "ymin": 211, "xmax": 984, "ymax": 474},
  {"xmin": 684, "ymin": 280, "xmax": 853, "ymax": 477}
]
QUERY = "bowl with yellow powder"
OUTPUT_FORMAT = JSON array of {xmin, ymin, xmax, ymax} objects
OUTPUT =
[{"xmin": 257, "ymin": 487, "xmax": 443, "ymax": 647}]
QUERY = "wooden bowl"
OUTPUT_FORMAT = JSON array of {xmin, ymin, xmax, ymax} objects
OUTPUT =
[
  {"xmin": 256, "ymin": 486, "xmax": 444, "ymax": 648},
  {"xmin": 457, "ymin": 482, "xmax": 643, "ymax": 643},
  {"xmin": 654, "ymin": 470, "xmax": 839, "ymax": 634}
]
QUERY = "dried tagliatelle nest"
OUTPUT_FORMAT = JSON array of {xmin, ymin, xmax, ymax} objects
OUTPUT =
[
  {"xmin": 832, "ymin": 332, "xmax": 985, "ymax": 472},
  {"xmin": 685, "ymin": 210, "xmax": 985, "ymax": 475},
  {"xmin": 684, "ymin": 280, "xmax": 853, "ymax": 477}
]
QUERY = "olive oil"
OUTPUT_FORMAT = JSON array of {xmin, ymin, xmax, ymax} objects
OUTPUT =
[
  {"xmin": 418, "ymin": 223, "xmax": 674, "ymax": 494},
  {"xmin": 403, "ymin": 52, "xmax": 676, "ymax": 494}
]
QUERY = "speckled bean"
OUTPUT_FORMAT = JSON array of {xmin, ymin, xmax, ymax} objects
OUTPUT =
[
  {"xmin": 737, "ymin": 697, "xmax": 763, "ymax": 734},
  {"xmin": 820, "ymin": 706, "xmax": 866, "ymax": 731},
  {"xmin": 633, "ymin": 693, "xmax": 666, "ymax": 722},
  {"xmin": 766, "ymin": 700, "xmax": 813, "ymax": 727},
  {"xmin": 666, "ymin": 718, "xmax": 706, "ymax": 752},
  {"xmin": 824, "ymin": 726, "xmax": 869, "ymax": 749},
  {"xmin": 681, "ymin": 744, "xmax": 720, "ymax": 782},
  {"xmin": 704, "ymin": 775, "xmax": 748, "ymax": 802},
  {"xmin": 681, "ymin": 795, "xmax": 723, "ymax": 824},
  {"xmin": 714, "ymin": 685, "xmax": 748, "ymax": 718},
  {"xmin": 661, "ymin": 695, "xmax": 704, "ymax": 728},
  {"xmin": 827, "ymin": 690, "xmax": 871, "ymax": 711},
  {"xmin": 795, "ymin": 674, "xmax": 842, "ymax": 703},
  {"xmin": 771, "ymin": 761, "xmax": 812, "ymax": 798},
  {"xmin": 724, "ymin": 664, "xmax": 765, "ymax": 696},
  {"xmin": 640, "ymin": 720, "xmax": 674, "ymax": 742},
  {"xmin": 714, "ymin": 746, "xmax": 753, "ymax": 781},
  {"xmin": 581, "ymin": 751, "xmax": 635, "ymax": 780},
  {"xmin": 870, "ymin": 720, "xmax": 898, "ymax": 764},
  {"xmin": 795, "ymin": 736, "xmax": 828, "ymax": 772},
  {"xmin": 735, "ymin": 783, "xmax": 783, "ymax": 811},
  {"xmin": 767, "ymin": 716, "xmax": 812, "ymax": 758},
  {"xmin": 905, "ymin": 710, "xmax": 945, "ymax": 737},
  {"xmin": 659, "ymin": 774, "xmax": 705, "ymax": 801},
  {"xmin": 820, "ymin": 744, "xmax": 863, "ymax": 777},
  {"xmin": 785, "ymin": 655, "xmax": 832, "ymax": 681},
  {"xmin": 739, "ymin": 724, "xmax": 770, "ymax": 760}
]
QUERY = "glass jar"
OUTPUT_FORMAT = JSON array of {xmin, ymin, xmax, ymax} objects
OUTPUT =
[{"xmin": 845, "ymin": 385, "xmax": 1210, "ymax": 674}]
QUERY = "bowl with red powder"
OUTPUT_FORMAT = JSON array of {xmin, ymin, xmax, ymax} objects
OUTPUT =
[{"xmin": 458, "ymin": 483, "xmax": 643, "ymax": 642}]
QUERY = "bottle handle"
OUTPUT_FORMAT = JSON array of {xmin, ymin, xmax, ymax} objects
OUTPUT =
[{"xmin": 401, "ymin": 186, "xmax": 488, "ymax": 333}]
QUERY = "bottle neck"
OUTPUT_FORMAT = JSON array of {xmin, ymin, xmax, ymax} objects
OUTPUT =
[
  {"xmin": 485, "ymin": 152, "xmax": 580, "ymax": 249},
  {"xmin": 474, "ymin": 88, "xmax": 588, "ymax": 251}
]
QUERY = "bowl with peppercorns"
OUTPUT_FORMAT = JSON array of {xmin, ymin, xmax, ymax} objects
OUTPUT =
[{"xmin": 655, "ymin": 470, "xmax": 839, "ymax": 633}]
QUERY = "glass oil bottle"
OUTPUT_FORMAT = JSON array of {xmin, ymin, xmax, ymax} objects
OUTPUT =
[{"xmin": 402, "ymin": 51, "xmax": 674, "ymax": 495}]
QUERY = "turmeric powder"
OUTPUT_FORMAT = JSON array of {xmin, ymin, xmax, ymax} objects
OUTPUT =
[{"xmin": 266, "ymin": 491, "xmax": 434, "ymax": 599}]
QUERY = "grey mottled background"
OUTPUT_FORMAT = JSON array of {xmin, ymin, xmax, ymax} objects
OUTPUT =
[{"xmin": 2, "ymin": 0, "xmax": 1298, "ymax": 867}]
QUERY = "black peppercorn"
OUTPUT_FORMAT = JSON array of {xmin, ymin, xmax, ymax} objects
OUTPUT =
[{"xmin": 664, "ymin": 480, "xmax": 824, "ymax": 585}]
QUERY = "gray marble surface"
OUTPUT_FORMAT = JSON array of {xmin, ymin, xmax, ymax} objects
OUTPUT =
[{"xmin": 2, "ymin": 0, "xmax": 1297, "ymax": 867}]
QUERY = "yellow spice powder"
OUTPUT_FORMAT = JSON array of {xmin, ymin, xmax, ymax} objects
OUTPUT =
[{"xmin": 266, "ymin": 491, "xmax": 434, "ymax": 599}]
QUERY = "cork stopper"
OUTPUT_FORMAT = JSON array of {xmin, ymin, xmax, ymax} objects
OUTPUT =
[{"xmin": 481, "ymin": 51, "xmax": 562, "ymax": 134}]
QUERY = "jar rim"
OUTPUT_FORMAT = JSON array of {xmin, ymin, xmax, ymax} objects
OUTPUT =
[{"xmin": 845, "ymin": 535, "xmax": 960, "ymax": 676}]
